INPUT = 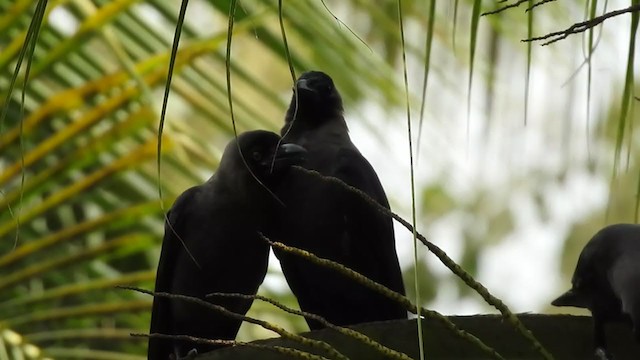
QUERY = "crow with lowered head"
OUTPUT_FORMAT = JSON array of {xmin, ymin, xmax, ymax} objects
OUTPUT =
[
  {"xmin": 552, "ymin": 223, "xmax": 640, "ymax": 360},
  {"xmin": 148, "ymin": 130, "xmax": 306, "ymax": 360},
  {"xmin": 270, "ymin": 71, "xmax": 407, "ymax": 329}
]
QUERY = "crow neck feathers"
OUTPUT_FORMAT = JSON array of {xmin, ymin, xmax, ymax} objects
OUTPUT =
[{"xmin": 213, "ymin": 154, "xmax": 267, "ymax": 196}]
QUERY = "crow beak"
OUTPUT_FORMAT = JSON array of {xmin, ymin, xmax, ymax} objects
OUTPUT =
[
  {"xmin": 271, "ymin": 143, "xmax": 307, "ymax": 169},
  {"xmin": 551, "ymin": 288, "xmax": 589, "ymax": 308},
  {"xmin": 295, "ymin": 78, "xmax": 316, "ymax": 93}
]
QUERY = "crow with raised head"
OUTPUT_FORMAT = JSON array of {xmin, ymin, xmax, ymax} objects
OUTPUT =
[
  {"xmin": 271, "ymin": 71, "xmax": 407, "ymax": 329},
  {"xmin": 552, "ymin": 223, "xmax": 640, "ymax": 360},
  {"xmin": 148, "ymin": 130, "xmax": 306, "ymax": 360}
]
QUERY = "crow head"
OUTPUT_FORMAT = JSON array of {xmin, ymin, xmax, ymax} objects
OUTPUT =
[{"xmin": 285, "ymin": 71, "xmax": 344, "ymax": 128}]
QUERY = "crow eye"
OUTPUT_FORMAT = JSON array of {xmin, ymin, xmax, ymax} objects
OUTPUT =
[{"xmin": 252, "ymin": 151, "xmax": 263, "ymax": 162}]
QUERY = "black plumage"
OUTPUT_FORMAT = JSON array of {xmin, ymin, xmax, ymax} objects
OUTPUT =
[
  {"xmin": 270, "ymin": 71, "xmax": 407, "ymax": 329},
  {"xmin": 148, "ymin": 130, "xmax": 306, "ymax": 360},
  {"xmin": 552, "ymin": 223, "xmax": 640, "ymax": 359}
]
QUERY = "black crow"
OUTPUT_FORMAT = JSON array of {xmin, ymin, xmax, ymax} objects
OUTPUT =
[
  {"xmin": 271, "ymin": 71, "xmax": 407, "ymax": 329},
  {"xmin": 552, "ymin": 223, "xmax": 640, "ymax": 359},
  {"xmin": 148, "ymin": 130, "xmax": 306, "ymax": 360}
]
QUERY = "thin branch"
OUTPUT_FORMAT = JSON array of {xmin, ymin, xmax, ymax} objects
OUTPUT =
[
  {"xmin": 208, "ymin": 293, "xmax": 413, "ymax": 360},
  {"xmin": 118, "ymin": 286, "xmax": 348, "ymax": 360},
  {"xmin": 132, "ymin": 333, "xmax": 234, "ymax": 346},
  {"xmin": 526, "ymin": 0, "xmax": 556, "ymax": 13},
  {"xmin": 263, "ymin": 236, "xmax": 505, "ymax": 360},
  {"xmin": 157, "ymin": 0, "xmax": 201, "ymax": 270},
  {"xmin": 319, "ymin": 0, "xmax": 372, "ymax": 52},
  {"xmin": 278, "ymin": 0, "xmax": 296, "ymax": 83},
  {"xmin": 396, "ymin": 1, "xmax": 424, "ymax": 359},
  {"xmin": 524, "ymin": 4, "xmax": 640, "ymax": 45},
  {"xmin": 290, "ymin": 166, "xmax": 554, "ymax": 360},
  {"xmin": 482, "ymin": 0, "xmax": 528, "ymax": 16},
  {"xmin": 131, "ymin": 333, "xmax": 330, "ymax": 360}
]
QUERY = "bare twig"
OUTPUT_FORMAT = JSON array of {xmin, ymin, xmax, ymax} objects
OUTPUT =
[
  {"xmin": 290, "ymin": 166, "xmax": 554, "ymax": 360},
  {"xmin": 482, "ymin": 0, "xmax": 528, "ymax": 16},
  {"xmin": 209, "ymin": 292, "xmax": 413, "ymax": 360},
  {"xmin": 118, "ymin": 286, "xmax": 348, "ymax": 360},
  {"xmin": 319, "ymin": 0, "xmax": 372, "ymax": 52},
  {"xmin": 483, "ymin": 0, "xmax": 556, "ymax": 15},
  {"xmin": 524, "ymin": 4, "xmax": 640, "ymax": 45},
  {"xmin": 263, "ymin": 236, "xmax": 505, "ymax": 360},
  {"xmin": 131, "ymin": 333, "xmax": 330, "ymax": 360}
]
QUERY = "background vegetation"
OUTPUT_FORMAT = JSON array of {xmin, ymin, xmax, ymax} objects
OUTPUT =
[{"xmin": 0, "ymin": 0, "xmax": 638, "ymax": 359}]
